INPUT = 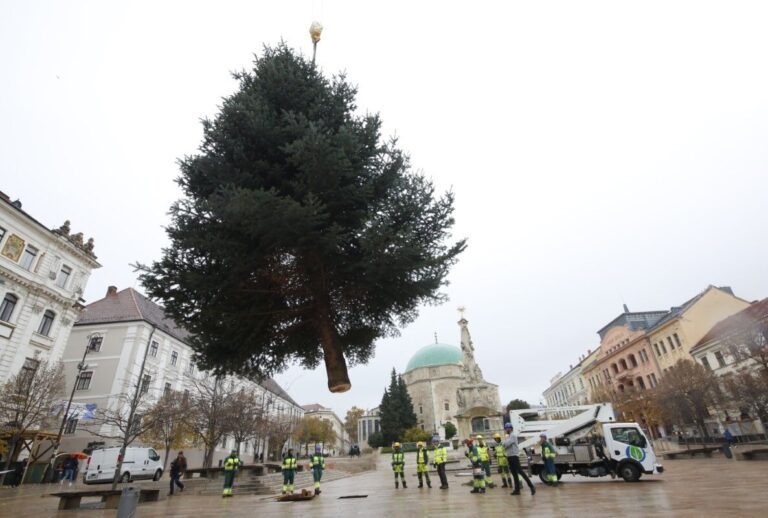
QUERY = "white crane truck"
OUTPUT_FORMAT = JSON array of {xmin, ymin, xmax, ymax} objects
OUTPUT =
[{"xmin": 510, "ymin": 403, "xmax": 664, "ymax": 483}]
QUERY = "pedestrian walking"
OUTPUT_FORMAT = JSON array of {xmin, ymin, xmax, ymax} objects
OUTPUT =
[
  {"xmin": 539, "ymin": 433, "xmax": 558, "ymax": 486},
  {"xmin": 222, "ymin": 450, "xmax": 242, "ymax": 497},
  {"xmin": 310, "ymin": 445, "xmax": 325, "ymax": 495},
  {"xmin": 12, "ymin": 459, "xmax": 27, "ymax": 487},
  {"xmin": 61, "ymin": 456, "xmax": 78, "ymax": 487},
  {"xmin": 416, "ymin": 442, "xmax": 432, "ymax": 488},
  {"xmin": 433, "ymin": 440, "xmax": 449, "ymax": 489},
  {"xmin": 168, "ymin": 451, "xmax": 187, "ymax": 495},
  {"xmin": 391, "ymin": 442, "xmax": 407, "ymax": 489},
  {"xmin": 502, "ymin": 423, "xmax": 535, "ymax": 495}
]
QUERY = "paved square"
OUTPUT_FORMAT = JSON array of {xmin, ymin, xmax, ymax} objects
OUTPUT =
[{"xmin": 2, "ymin": 455, "xmax": 765, "ymax": 517}]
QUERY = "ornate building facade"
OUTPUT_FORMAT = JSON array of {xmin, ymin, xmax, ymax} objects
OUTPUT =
[
  {"xmin": 402, "ymin": 315, "xmax": 503, "ymax": 441},
  {"xmin": 0, "ymin": 191, "xmax": 100, "ymax": 384}
]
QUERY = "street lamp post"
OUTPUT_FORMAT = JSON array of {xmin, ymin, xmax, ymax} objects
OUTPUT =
[{"xmin": 48, "ymin": 332, "xmax": 101, "ymax": 482}]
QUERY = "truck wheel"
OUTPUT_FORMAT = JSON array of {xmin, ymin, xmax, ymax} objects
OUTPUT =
[
  {"xmin": 153, "ymin": 469, "xmax": 162, "ymax": 481},
  {"xmin": 120, "ymin": 472, "xmax": 131, "ymax": 483},
  {"xmin": 619, "ymin": 463, "xmax": 640, "ymax": 482},
  {"xmin": 539, "ymin": 471, "xmax": 549, "ymax": 484}
]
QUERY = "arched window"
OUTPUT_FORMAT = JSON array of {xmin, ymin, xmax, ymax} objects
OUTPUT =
[
  {"xmin": 628, "ymin": 354, "xmax": 638, "ymax": 368},
  {"xmin": 37, "ymin": 310, "xmax": 55, "ymax": 336},
  {"xmin": 0, "ymin": 293, "xmax": 18, "ymax": 322},
  {"xmin": 471, "ymin": 416, "xmax": 489, "ymax": 433}
]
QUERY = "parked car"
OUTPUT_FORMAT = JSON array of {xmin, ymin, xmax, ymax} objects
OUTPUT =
[{"xmin": 83, "ymin": 447, "xmax": 163, "ymax": 484}]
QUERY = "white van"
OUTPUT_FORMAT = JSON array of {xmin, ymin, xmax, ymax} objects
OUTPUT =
[{"xmin": 83, "ymin": 447, "xmax": 164, "ymax": 484}]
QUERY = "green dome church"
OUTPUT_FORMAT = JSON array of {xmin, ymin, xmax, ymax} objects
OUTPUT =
[{"xmin": 401, "ymin": 314, "xmax": 503, "ymax": 441}]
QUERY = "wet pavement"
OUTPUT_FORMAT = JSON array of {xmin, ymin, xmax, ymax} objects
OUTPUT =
[{"xmin": 3, "ymin": 454, "xmax": 766, "ymax": 517}]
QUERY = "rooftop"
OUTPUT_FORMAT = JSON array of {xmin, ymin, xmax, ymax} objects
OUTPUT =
[
  {"xmin": 690, "ymin": 298, "xmax": 768, "ymax": 353},
  {"xmin": 596, "ymin": 309, "xmax": 669, "ymax": 340},
  {"xmin": 405, "ymin": 343, "xmax": 463, "ymax": 372},
  {"xmin": 76, "ymin": 286, "xmax": 299, "ymax": 407},
  {"xmin": 646, "ymin": 285, "xmax": 738, "ymax": 333},
  {"xmin": 76, "ymin": 286, "xmax": 191, "ymax": 343}
]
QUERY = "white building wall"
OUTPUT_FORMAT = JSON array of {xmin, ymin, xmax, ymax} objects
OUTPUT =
[
  {"xmin": 60, "ymin": 318, "xmax": 304, "ymax": 467},
  {"xmin": 0, "ymin": 200, "xmax": 99, "ymax": 383}
]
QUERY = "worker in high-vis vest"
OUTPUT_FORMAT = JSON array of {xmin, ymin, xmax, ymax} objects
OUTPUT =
[
  {"xmin": 222, "ymin": 450, "xmax": 242, "ymax": 497},
  {"xmin": 310, "ymin": 445, "xmax": 325, "ymax": 495},
  {"xmin": 465, "ymin": 439, "xmax": 485, "ymax": 494},
  {"xmin": 475, "ymin": 435, "xmax": 493, "ymax": 488},
  {"xmin": 415, "ymin": 441, "xmax": 432, "ymax": 488},
  {"xmin": 493, "ymin": 433, "xmax": 513, "ymax": 488},
  {"xmin": 281, "ymin": 449, "xmax": 297, "ymax": 495},
  {"xmin": 391, "ymin": 442, "xmax": 407, "ymax": 489},
  {"xmin": 433, "ymin": 440, "xmax": 449, "ymax": 489},
  {"xmin": 539, "ymin": 434, "xmax": 558, "ymax": 485}
]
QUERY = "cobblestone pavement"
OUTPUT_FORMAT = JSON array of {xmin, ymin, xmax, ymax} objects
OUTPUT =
[{"xmin": 3, "ymin": 454, "xmax": 767, "ymax": 517}]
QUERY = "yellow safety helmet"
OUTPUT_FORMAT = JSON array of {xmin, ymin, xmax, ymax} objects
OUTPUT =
[
  {"xmin": 476, "ymin": 435, "xmax": 484, "ymax": 440},
  {"xmin": 493, "ymin": 433, "xmax": 502, "ymax": 440},
  {"xmin": 417, "ymin": 442, "xmax": 425, "ymax": 448},
  {"xmin": 393, "ymin": 442, "xmax": 401, "ymax": 448}
]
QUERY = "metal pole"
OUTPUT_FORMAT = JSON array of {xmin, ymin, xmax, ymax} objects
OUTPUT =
[
  {"xmin": 48, "ymin": 333, "xmax": 98, "ymax": 482},
  {"xmin": 111, "ymin": 325, "xmax": 156, "ymax": 490}
]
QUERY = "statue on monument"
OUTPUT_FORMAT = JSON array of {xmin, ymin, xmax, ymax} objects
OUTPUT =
[{"xmin": 458, "ymin": 307, "xmax": 484, "ymax": 383}]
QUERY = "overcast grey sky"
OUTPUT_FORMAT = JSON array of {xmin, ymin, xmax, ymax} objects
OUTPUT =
[{"xmin": 2, "ymin": 1, "xmax": 767, "ymax": 421}]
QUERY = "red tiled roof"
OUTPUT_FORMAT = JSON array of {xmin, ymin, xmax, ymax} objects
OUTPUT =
[
  {"xmin": 691, "ymin": 298, "xmax": 768, "ymax": 353},
  {"xmin": 76, "ymin": 287, "xmax": 190, "ymax": 342},
  {"xmin": 77, "ymin": 287, "xmax": 301, "ymax": 407}
]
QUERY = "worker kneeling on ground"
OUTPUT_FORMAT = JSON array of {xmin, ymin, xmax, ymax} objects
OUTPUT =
[
  {"xmin": 392, "ymin": 442, "xmax": 407, "ymax": 489},
  {"xmin": 539, "ymin": 434, "xmax": 558, "ymax": 486},
  {"xmin": 416, "ymin": 441, "xmax": 432, "ymax": 488},
  {"xmin": 222, "ymin": 449, "xmax": 242, "ymax": 497},
  {"xmin": 465, "ymin": 439, "xmax": 486, "ymax": 494},
  {"xmin": 282, "ymin": 448, "xmax": 297, "ymax": 495},
  {"xmin": 310, "ymin": 445, "xmax": 325, "ymax": 495}
]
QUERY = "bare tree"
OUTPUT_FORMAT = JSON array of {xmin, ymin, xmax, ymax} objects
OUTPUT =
[
  {"xmin": 0, "ymin": 360, "xmax": 64, "ymax": 484},
  {"xmin": 227, "ymin": 389, "xmax": 263, "ymax": 457},
  {"xmin": 654, "ymin": 359, "xmax": 722, "ymax": 439},
  {"xmin": 140, "ymin": 390, "xmax": 194, "ymax": 470},
  {"xmin": 590, "ymin": 384, "xmax": 663, "ymax": 439},
  {"xmin": 725, "ymin": 318, "xmax": 768, "ymax": 372},
  {"xmin": 187, "ymin": 375, "xmax": 237, "ymax": 469},
  {"xmin": 723, "ymin": 368, "xmax": 768, "ymax": 426},
  {"xmin": 343, "ymin": 406, "xmax": 364, "ymax": 444},
  {"xmin": 85, "ymin": 392, "xmax": 161, "ymax": 486}
]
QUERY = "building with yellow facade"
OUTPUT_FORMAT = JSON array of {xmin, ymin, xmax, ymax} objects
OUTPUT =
[{"xmin": 647, "ymin": 286, "xmax": 750, "ymax": 372}]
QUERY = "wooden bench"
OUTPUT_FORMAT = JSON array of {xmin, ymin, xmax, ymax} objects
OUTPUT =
[
  {"xmin": 733, "ymin": 446, "xmax": 768, "ymax": 460},
  {"xmin": 662, "ymin": 446, "xmax": 720, "ymax": 460},
  {"xmin": 50, "ymin": 488, "xmax": 160, "ymax": 510}
]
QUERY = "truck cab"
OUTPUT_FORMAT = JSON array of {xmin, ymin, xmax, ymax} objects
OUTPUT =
[{"xmin": 603, "ymin": 423, "xmax": 663, "ymax": 481}]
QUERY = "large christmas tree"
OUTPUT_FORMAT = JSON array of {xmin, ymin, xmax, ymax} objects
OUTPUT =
[{"xmin": 139, "ymin": 44, "xmax": 465, "ymax": 392}]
